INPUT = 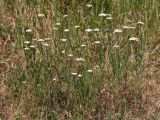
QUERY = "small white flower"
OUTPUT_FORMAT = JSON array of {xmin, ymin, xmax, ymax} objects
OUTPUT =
[
  {"xmin": 83, "ymin": 36, "xmax": 89, "ymax": 39},
  {"xmin": 62, "ymin": 50, "xmax": 65, "ymax": 54},
  {"xmin": 64, "ymin": 29, "xmax": 70, "ymax": 32},
  {"xmin": 33, "ymin": 38, "xmax": 37, "ymax": 41},
  {"xmin": 93, "ymin": 28, "xmax": 100, "ymax": 32},
  {"xmin": 86, "ymin": 4, "xmax": 92, "ymax": 8},
  {"xmin": 85, "ymin": 28, "xmax": 92, "ymax": 32},
  {"xmin": 94, "ymin": 65, "xmax": 100, "ymax": 69},
  {"xmin": 71, "ymin": 72, "xmax": 78, "ymax": 76},
  {"xmin": 22, "ymin": 81, "xmax": 27, "ymax": 84},
  {"xmin": 38, "ymin": 13, "xmax": 45, "ymax": 17},
  {"xmin": 53, "ymin": 78, "xmax": 56, "ymax": 81},
  {"xmin": 37, "ymin": 39, "xmax": 45, "ymax": 42},
  {"xmin": 61, "ymin": 39, "xmax": 67, "ymax": 42},
  {"xmin": 129, "ymin": 37, "xmax": 139, "ymax": 42},
  {"xmin": 26, "ymin": 29, "xmax": 32, "ymax": 33},
  {"xmin": 75, "ymin": 58, "xmax": 85, "ymax": 62},
  {"xmin": 24, "ymin": 47, "xmax": 29, "ymax": 50},
  {"xmin": 75, "ymin": 25, "xmax": 80, "ymax": 28},
  {"xmin": 137, "ymin": 21, "xmax": 144, "ymax": 25},
  {"xmin": 95, "ymin": 65, "xmax": 99, "ymax": 68},
  {"xmin": 68, "ymin": 54, "xmax": 73, "ymax": 57},
  {"xmin": 43, "ymin": 43, "xmax": 49, "ymax": 47},
  {"xmin": 94, "ymin": 41, "xmax": 101, "ymax": 44},
  {"xmin": 24, "ymin": 41, "xmax": 30, "ymax": 44},
  {"xmin": 98, "ymin": 13, "xmax": 111, "ymax": 17},
  {"xmin": 30, "ymin": 45, "xmax": 36, "ymax": 48},
  {"xmin": 45, "ymin": 38, "xmax": 51, "ymax": 41},
  {"xmin": 87, "ymin": 69, "xmax": 93, "ymax": 73},
  {"xmin": 106, "ymin": 16, "xmax": 113, "ymax": 20},
  {"xmin": 122, "ymin": 26, "xmax": 130, "ymax": 29},
  {"xmin": 113, "ymin": 44, "xmax": 120, "ymax": 48},
  {"xmin": 81, "ymin": 44, "xmax": 86, "ymax": 47},
  {"xmin": 53, "ymin": 27, "xmax": 58, "ymax": 30},
  {"xmin": 130, "ymin": 26, "xmax": 136, "ymax": 29},
  {"xmin": 113, "ymin": 29, "xmax": 122, "ymax": 33},
  {"xmin": 63, "ymin": 15, "xmax": 68, "ymax": 18},
  {"xmin": 93, "ymin": 66, "xmax": 99, "ymax": 70},
  {"xmin": 55, "ymin": 23, "xmax": 61, "ymax": 26},
  {"xmin": 78, "ymin": 74, "xmax": 83, "ymax": 77}
]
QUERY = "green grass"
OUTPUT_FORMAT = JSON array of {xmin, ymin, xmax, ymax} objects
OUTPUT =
[{"xmin": 0, "ymin": 0, "xmax": 160, "ymax": 119}]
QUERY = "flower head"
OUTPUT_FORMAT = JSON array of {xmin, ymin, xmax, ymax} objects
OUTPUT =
[
  {"xmin": 81, "ymin": 44, "xmax": 86, "ymax": 47},
  {"xmin": 78, "ymin": 74, "xmax": 83, "ymax": 77},
  {"xmin": 86, "ymin": 4, "xmax": 92, "ymax": 8},
  {"xmin": 26, "ymin": 29, "xmax": 32, "ymax": 33},
  {"xmin": 45, "ymin": 38, "xmax": 51, "ymax": 41},
  {"xmin": 137, "ymin": 21, "xmax": 144, "ymax": 25},
  {"xmin": 129, "ymin": 37, "xmax": 139, "ymax": 42},
  {"xmin": 63, "ymin": 15, "xmax": 68, "ymax": 18},
  {"xmin": 87, "ymin": 69, "xmax": 93, "ymax": 73},
  {"xmin": 85, "ymin": 28, "xmax": 92, "ymax": 32},
  {"xmin": 68, "ymin": 54, "xmax": 73, "ymax": 57},
  {"xmin": 94, "ymin": 41, "xmax": 101, "ymax": 44},
  {"xmin": 37, "ymin": 39, "xmax": 45, "ymax": 42},
  {"xmin": 24, "ymin": 47, "xmax": 29, "ymax": 50},
  {"xmin": 38, "ymin": 13, "xmax": 45, "ymax": 17},
  {"xmin": 93, "ymin": 28, "xmax": 100, "ymax": 32},
  {"xmin": 75, "ymin": 58, "xmax": 85, "ymax": 62},
  {"xmin": 113, "ymin": 29, "xmax": 122, "ymax": 33},
  {"xmin": 98, "ymin": 13, "xmax": 111, "ymax": 17},
  {"xmin": 106, "ymin": 16, "xmax": 113, "ymax": 20},
  {"xmin": 24, "ymin": 41, "xmax": 30, "ymax": 44},
  {"xmin": 75, "ymin": 25, "xmax": 80, "ymax": 28},
  {"xmin": 55, "ymin": 23, "xmax": 61, "ymax": 26},
  {"xmin": 62, "ymin": 50, "xmax": 65, "ymax": 54},
  {"xmin": 43, "ymin": 43, "xmax": 49, "ymax": 47},
  {"xmin": 64, "ymin": 29, "xmax": 70, "ymax": 32},
  {"xmin": 71, "ymin": 72, "xmax": 78, "ymax": 76},
  {"xmin": 30, "ymin": 45, "xmax": 36, "ymax": 48},
  {"xmin": 113, "ymin": 44, "xmax": 120, "ymax": 48},
  {"xmin": 61, "ymin": 39, "xmax": 67, "ymax": 42}
]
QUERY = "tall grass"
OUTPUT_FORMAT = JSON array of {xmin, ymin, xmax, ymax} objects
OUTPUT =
[{"xmin": 0, "ymin": 0, "xmax": 160, "ymax": 119}]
